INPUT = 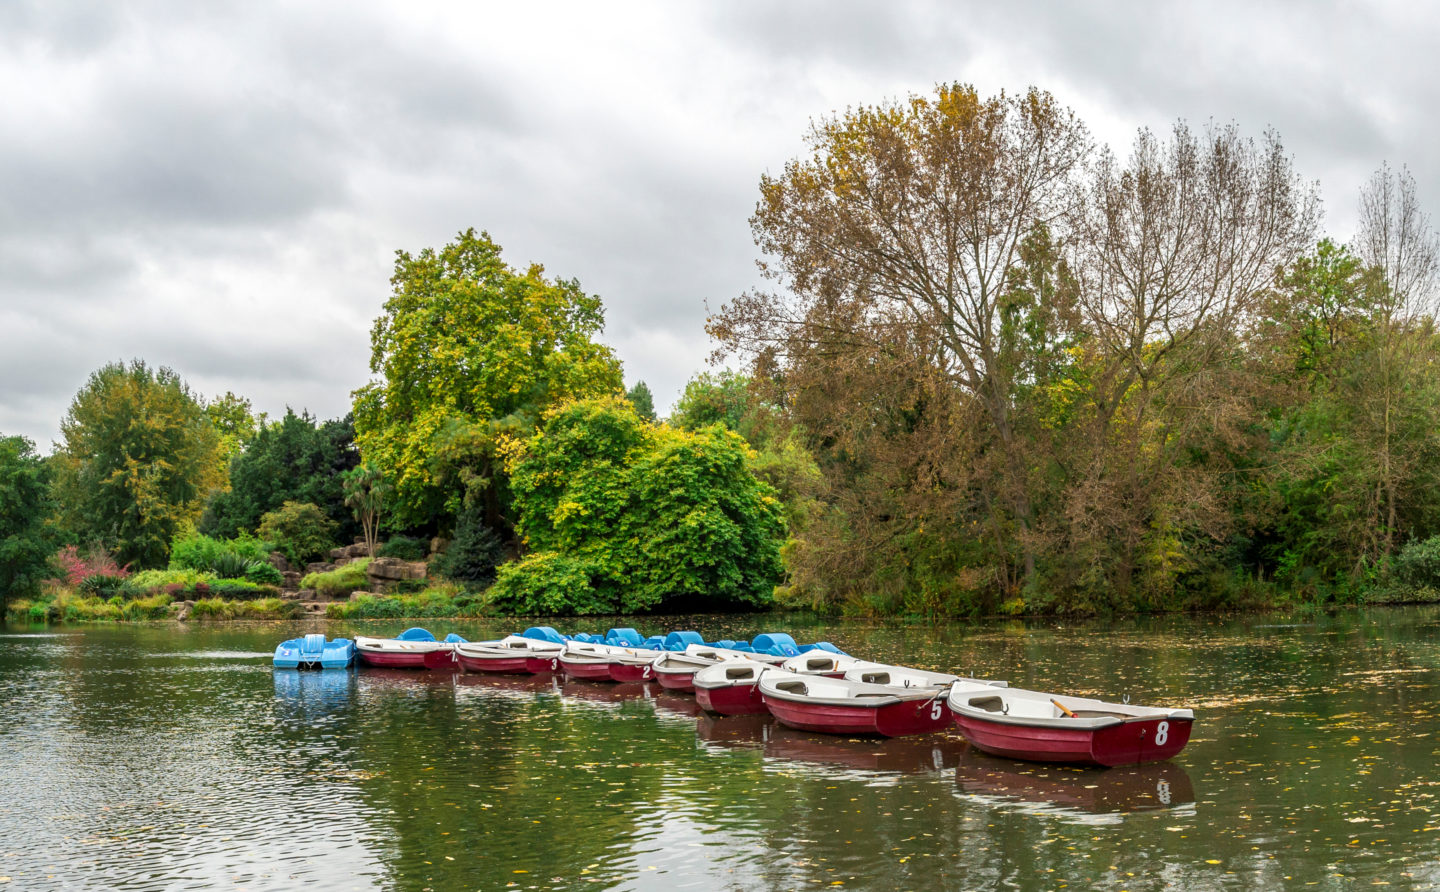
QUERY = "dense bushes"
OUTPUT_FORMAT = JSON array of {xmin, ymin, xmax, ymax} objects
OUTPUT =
[
  {"xmin": 376, "ymin": 536, "xmax": 427, "ymax": 561},
  {"xmin": 258, "ymin": 501, "xmax": 337, "ymax": 566},
  {"xmin": 488, "ymin": 553, "xmax": 608, "ymax": 615},
  {"xmin": 325, "ymin": 585, "xmax": 485, "ymax": 619},
  {"xmin": 502, "ymin": 397, "xmax": 785, "ymax": 614},
  {"xmin": 1394, "ymin": 537, "xmax": 1440, "ymax": 589},
  {"xmin": 301, "ymin": 559, "xmax": 370, "ymax": 598}
]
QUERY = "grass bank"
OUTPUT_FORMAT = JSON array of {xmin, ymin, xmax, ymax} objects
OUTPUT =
[{"xmin": 5, "ymin": 589, "xmax": 301, "ymax": 623}]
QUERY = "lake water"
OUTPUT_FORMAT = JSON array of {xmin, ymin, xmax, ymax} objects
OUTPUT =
[{"xmin": 3, "ymin": 608, "xmax": 1440, "ymax": 890}]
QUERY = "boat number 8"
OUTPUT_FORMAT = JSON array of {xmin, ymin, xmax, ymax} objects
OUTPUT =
[
  {"xmin": 930, "ymin": 701, "xmax": 943, "ymax": 721},
  {"xmin": 1155, "ymin": 720, "xmax": 1169, "ymax": 746}
]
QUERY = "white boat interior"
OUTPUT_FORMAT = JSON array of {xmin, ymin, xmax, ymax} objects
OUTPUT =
[
  {"xmin": 842, "ymin": 661, "xmax": 1007, "ymax": 690},
  {"xmin": 692, "ymin": 661, "xmax": 791, "ymax": 689},
  {"xmin": 354, "ymin": 635, "xmax": 446, "ymax": 653},
  {"xmin": 454, "ymin": 635, "xmax": 563, "ymax": 659},
  {"xmin": 761, "ymin": 673, "xmax": 996, "ymax": 708},
  {"xmin": 780, "ymin": 652, "xmax": 864, "ymax": 676}
]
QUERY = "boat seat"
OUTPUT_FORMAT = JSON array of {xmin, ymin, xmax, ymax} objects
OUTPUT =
[
  {"xmin": 1071, "ymin": 709, "xmax": 1128, "ymax": 719},
  {"xmin": 968, "ymin": 696, "xmax": 1006, "ymax": 713},
  {"xmin": 773, "ymin": 680, "xmax": 808, "ymax": 695},
  {"xmin": 301, "ymin": 633, "xmax": 326, "ymax": 655},
  {"xmin": 853, "ymin": 692, "xmax": 890, "ymax": 699},
  {"xmin": 805, "ymin": 658, "xmax": 833, "ymax": 671},
  {"xmin": 724, "ymin": 666, "xmax": 757, "ymax": 680},
  {"xmin": 859, "ymin": 671, "xmax": 891, "ymax": 685}
]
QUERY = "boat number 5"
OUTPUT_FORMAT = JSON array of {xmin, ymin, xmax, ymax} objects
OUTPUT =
[
  {"xmin": 1155, "ymin": 721, "xmax": 1169, "ymax": 746},
  {"xmin": 929, "ymin": 701, "xmax": 943, "ymax": 721}
]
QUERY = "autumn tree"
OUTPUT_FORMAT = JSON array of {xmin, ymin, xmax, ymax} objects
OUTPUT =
[
  {"xmin": 52, "ymin": 361, "xmax": 225, "ymax": 568},
  {"xmin": 1351, "ymin": 163, "xmax": 1440, "ymax": 559},
  {"xmin": 1061, "ymin": 122, "xmax": 1319, "ymax": 602},
  {"xmin": 712, "ymin": 84, "xmax": 1089, "ymax": 603},
  {"xmin": 353, "ymin": 230, "xmax": 623, "ymax": 533}
]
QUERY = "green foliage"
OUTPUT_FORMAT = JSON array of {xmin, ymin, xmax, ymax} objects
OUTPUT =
[
  {"xmin": 243, "ymin": 560, "xmax": 283, "ymax": 585},
  {"xmin": 201, "ymin": 410, "xmax": 358, "ymax": 541},
  {"xmin": 51, "ymin": 361, "xmax": 226, "ymax": 568},
  {"xmin": 258, "ymin": 501, "xmax": 338, "ymax": 566},
  {"xmin": 170, "ymin": 530, "xmax": 268, "ymax": 571},
  {"xmin": 433, "ymin": 504, "xmax": 503, "ymax": 584},
  {"xmin": 487, "ymin": 553, "xmax": 610, "ymax": 615},
  {"xmin": 77, "ymin": 574, "xmax": 130, "ymax": 599},
  {"xmin": 626, "ymin": 380, "xmax": 657, "ymax": 422},
  {"xmin": 206, "ymin": 580, "xmax": 279, "ymax": 601},
  {"xmin": 671, "ymin": 371, "xmax": 751, "ymax": 433},
  {"xmin": 1394, "ymin": 537, "xmax": 1440, "ymax": 589},
  {"xmin": 376, "ymin": 536, "xmax": 427, "ymax": 561},
  {"xmin": 352, "ymin": 229, "xmax": 623, "ymax": 530},
  {"xmin": 301, "ymin": 559, "xmax": 371, "ymax": 598},
  {"xmin": 0, "ymin": 435, "xmax": 56, "ymax": 609},
  {"xmin": 129, "ymin": 567, "xmax": 215, "ymax": 592},
  {"xmin": 187, "ymin": 596, "xmax": 299, "ymax": 620},
  {"xmin": 326, "ymin": 586, "xmax": 483, "ymax": 619},
  {"xmin": 505, "ymin": 397, "xmax": 785, "ymax": 614},
  {"xmin": 6, "ymin": 590, "xmax": 175, "ymax": 623},
  {"xmin": 342, "ymin": 461, "xmax": 389, "ymax": 556}
]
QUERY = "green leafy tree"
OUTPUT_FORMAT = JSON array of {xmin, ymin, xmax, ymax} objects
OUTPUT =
[
  {"xmin": 625, "ymin": 380, "xmax": 657, "ymax": 422},
  {"xmin": 502, "ymin": 396, "xmax": 785, "ymax": 613},
  {"xmin": 353, "ymin": 229, "xmax": 623, "ymax": 533},
  {"xmin": 257, "ymin": 501, "xmax": 338, "ymax": 567},
  {"xmin": 201, "ymin": 410, "xmax": 358, "ymax": 540},
  {"xmin": 0, "ymin": 435, "xmax": 56, "ymax": 609},
  {"xmin": 671, "ymin": 371, "xmax": 751, "ymax": 433},
  {"xmin": 52, "ymin": 361, "xmax": 225, "ymax": 568}
]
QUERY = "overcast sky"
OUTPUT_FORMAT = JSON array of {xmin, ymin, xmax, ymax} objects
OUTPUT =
[{"xmin": 3, "ymin": 0, "xmax": 1436, "ymax": 450}]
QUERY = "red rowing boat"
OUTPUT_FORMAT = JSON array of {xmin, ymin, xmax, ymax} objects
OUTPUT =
[
  {"xmin": 454, "ymin": 636, "xmax": 563, "ymax": 674},
  {"xmin": 759, "ymin": 674, "xmax": 994, "ymax": 737},
  {"xmin": 947, "ymin": 685, "xmax": 1194, "ymax": 767},
  {"xmin": 694, "ymin": 661, "xmax": 785, "ymax": 715}
]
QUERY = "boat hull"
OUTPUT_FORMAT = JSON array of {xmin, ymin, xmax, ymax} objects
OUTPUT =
[
  {"xmin": 695, "ymin": 681, "xmax": 767, "ymax": 715},
  {"xmin": 655, "ymin": 668, "xmax": 697, "ymax": 692},
  {"xmin": 560, "ymin": 657, "xmax": 616, "ymax": 681},
  {"xmin": 526, "ymin": 655, "xmax": 562, "ymax": 674},
  {"xmin": 764, "ymin": 694, "xmax": 953, "ymax": 737},
  {"xmin": 952, "ymin": 713, "xmax": 1193, "ymax": 767},
  {"xmin": 609, "ymin": 661, "xmax": 655, "ymax": 683},
  {"xmin": 455, "ymin": 652, "xmax": 532, "ymax": 674},
  {"xmin": 357, "ymin": 649, "xmax": 432, "ymax": 669}
]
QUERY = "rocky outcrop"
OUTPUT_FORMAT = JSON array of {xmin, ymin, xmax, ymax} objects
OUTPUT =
[
  {"xmin": 329, "ymin": 543, "xmax": 370, "ymax": 561},
  {"xmin": 306, "ymin": 561, "xmax": 336, "ymax": 576},
  {"xmin": 366, "ymin": 557, "xmax": 428, "ymax": 592},
  {"xmin": 429, "ymin": 537, "xmax": 450, "ymax": 556}
]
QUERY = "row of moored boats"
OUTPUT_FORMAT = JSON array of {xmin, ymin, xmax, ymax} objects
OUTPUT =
[{"xmin": 273, "ymin": 626, "xmax": 1194, "ymax": 767}]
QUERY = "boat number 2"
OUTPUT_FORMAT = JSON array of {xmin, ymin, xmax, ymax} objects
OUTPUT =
[
  {"xmin": 1154, "ymin": 720, "xmax": 1169, "ymax": 746},
  {"xmin": 643, "ymin": 665, "xmax": 652, "ymax": 678},
  {"xmin": 929, "ymin": 700, "xmax": 943, "ymax": 721}
]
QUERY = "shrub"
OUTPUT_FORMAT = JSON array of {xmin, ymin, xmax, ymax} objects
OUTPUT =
[
  {"xmin": 1394, "ymin": 536, "xmax": 1440, "ymax": 589},
  {"xmin": 189, "ymin": 596, "xmax": 300, "ymax": 620},
  {"xmin": 78, "ymin": 573, "xmax": 130, "ymax": 598},
  {"xmin": 258, "ymin": 501, "xmax": 337, "ymax": 566},
  {"xmin": 326, "ymin": 584, "xmax": 482, "ymax": 620},
  {"xmin": 487, "ymin": 553, "xmax": 612, "ymax": 615},
  {"xmin": 209, "ymin": 580, "xmax": 278, "ymax": 601},
  {"xmin": 54, "ymin": 545, "xmax": 128, "ymax": 587},
  {"xmin": 243, "ymin": 560, "xmax": 283, "ymax": 586},
  {"xmin": 376, "ymin": 535, "xmax": 427, "ymax": 561},
  {"xmin": 301, "ymin": 558, "xmax": 371, "ymax": 598},
  {"xmin": 433, "ymin": 507, "xmax": 503, "ymax": 585},
  {"xmin": 130, "ymin": 567, "xmax": 217, "ymax": 593}
]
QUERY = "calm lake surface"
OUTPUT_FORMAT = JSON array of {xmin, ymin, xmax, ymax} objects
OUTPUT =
[{"xmin": 4, "ymin": 608, "xmax": 1440, "ymax": 890}]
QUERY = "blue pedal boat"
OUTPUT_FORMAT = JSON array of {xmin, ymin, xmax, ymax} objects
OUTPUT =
[{"xmin": 274, "ymin": 633, "xmax": 355, "ymax": 669}]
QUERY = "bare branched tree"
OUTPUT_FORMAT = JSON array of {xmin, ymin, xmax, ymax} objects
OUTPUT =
[{"xmin": 1066, "ymin": 122, "xmax": 1320, "ymax": 595}]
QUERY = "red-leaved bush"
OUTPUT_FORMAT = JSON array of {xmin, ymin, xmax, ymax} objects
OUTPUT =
[{"xmin": 54, "ymin": 545, "xmax": 129, "ymax": 587}]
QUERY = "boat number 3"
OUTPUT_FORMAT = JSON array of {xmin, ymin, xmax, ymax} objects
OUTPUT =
[
  {"xmin": 550, "ymin": 658, "xmax": 558, "ymax": 671},
  {"xmin": 929, "ymin": 700, "xmax": 944, "ymax": 721},
  {"xmin": 1154, "ymin": 721, "xmax": 1170, "ymax": 746}
]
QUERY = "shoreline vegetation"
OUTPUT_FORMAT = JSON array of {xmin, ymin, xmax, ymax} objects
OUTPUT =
[{"xmin": 10, "ymin": 84, "xmax": 1440, "ymax": 623}]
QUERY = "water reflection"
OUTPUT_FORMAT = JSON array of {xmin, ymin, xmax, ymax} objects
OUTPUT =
[{"xmin": 953, "ymin": 745, "xmax": 1197, "ymax": 821}]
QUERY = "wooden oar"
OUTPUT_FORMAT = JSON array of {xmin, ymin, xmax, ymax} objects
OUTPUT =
[{"xmin": 1051, "ymin": 698, "xmax": 1077, "ymax": 718}]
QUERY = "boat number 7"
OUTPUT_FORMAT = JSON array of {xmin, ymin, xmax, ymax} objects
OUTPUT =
[
  {"xmin": 1155, "ymin": 720, "xmax": 1169, "ymax": 746},
  {"xmin": 930, "ymin": 700, "xmax": 943, "ymax": 721}
]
